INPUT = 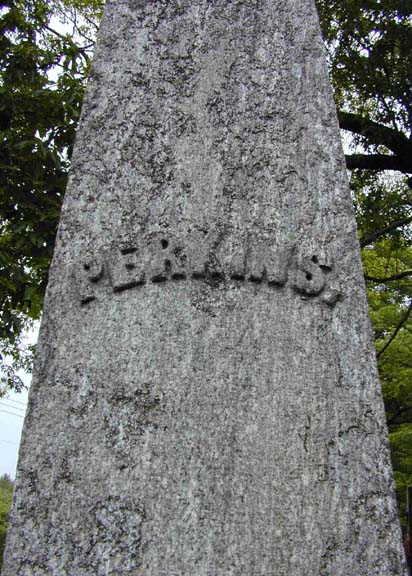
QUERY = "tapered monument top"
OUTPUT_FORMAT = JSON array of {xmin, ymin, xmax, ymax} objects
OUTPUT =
[{"xmin": 2, "ymin": 1, "xmax": 407, "ymax": 575}]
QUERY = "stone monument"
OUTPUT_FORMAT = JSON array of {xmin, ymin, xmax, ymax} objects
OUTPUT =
[{"xmin": 2, "ymin": 0, "xmax": 407, "ymax": 574}]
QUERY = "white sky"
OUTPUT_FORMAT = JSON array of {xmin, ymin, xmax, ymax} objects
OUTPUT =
[
  {"xmin": 0, "ymin": 326, "xmax": 38, "ymax": 478},
  {"xmin": 0, "ymin": 385, "xmax": 30, "ymax": 478}
]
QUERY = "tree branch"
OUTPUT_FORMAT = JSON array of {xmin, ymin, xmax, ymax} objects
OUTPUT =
[
  {"xmin": 377, "ymin": 300, "xmax": 412, "ymax": 358},
  {"xmin": 366, "ymin": 270, "xmax": 412, "ymax": 283},
  {"xmin": 360, "ymin": 215, "xmax": 412, "ymax": 247},
  {"xmin": 338, "ymin": 110, "xmax": 412, "ymax": 158},
  {"xmin": 388, "ymin": 405, "xmax": 412, "ymax": 426},
  {"xmin": 82, "ymin": 13, "xmax": 100, "ymax": 32},
  {"xmin": 44, "ymin": 25, "xmax": 72, "ymax": 42},
  {"xmin": 345, "ymin": 153, "xmax": 412, "ymax": 174},
  {"xmin": 44, "ymin": 25, "xmax": 94, "ymax": 55}
]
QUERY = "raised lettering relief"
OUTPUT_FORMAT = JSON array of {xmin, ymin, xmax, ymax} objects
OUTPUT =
[
  {"xmin": 247, "ymin": 243, "xmax": 291, "ymax": 286},
  {"xmin": 77, "ymin": 257, "xmax": 105, "ymax": 304},
  {"xmin": 290, "ymin": 255, "xmax": 326, "ymax": 296},
  {"xmin": 109, "ymin": 245, "xmax": 145, "ymax": 293},
  {"xmin": 147, "ymin": 236, "xmax": 187, "ymax": 282},
  {"xmin": 75, "ymin": 233, "xmax": 342, "ymax": 307}
]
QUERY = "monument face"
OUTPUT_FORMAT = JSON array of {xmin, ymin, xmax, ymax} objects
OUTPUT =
[{"xmin": 2, "ymin": 0, "xmax": 407, "ymax": 574}]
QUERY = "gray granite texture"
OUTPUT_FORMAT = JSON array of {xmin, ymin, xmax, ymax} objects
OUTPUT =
[{"xmin": 2, "ymin": 0, "xmax": 407, "ymax": 574}]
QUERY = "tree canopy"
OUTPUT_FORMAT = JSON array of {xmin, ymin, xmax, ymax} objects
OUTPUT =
[
  {"xmin": 317, "ymin": 0, "xmax": 412, "ymax": 535},
  {"xmin": 0, "ymin": 0, "xmax": 103, "ymax": 387},
  {"xmin": 0, "ymin": 473, "xmax": 13, "ymax": 570},
  {"xmin": 0, "ymin": 0, "xmax": 411, "ymax": 533}
]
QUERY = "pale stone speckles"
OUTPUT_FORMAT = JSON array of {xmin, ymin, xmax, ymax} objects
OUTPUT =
[{"xmin": 2, "ymin": 0, "xmax": 407, "ymax": 575}]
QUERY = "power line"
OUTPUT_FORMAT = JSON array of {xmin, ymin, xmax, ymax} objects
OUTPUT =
[
  {"xmin": 0, "ymin": 402, "xmax": 26, "ymax": 413},
  {"xmin": 3, "ymin": 397, "xmax": 27, "ymax": 407},
  {"xmin": 0, "ymin": 409, "xmax": 24, "ymax": 419},
  {"xmin": 0, "ymin": 438, "xmax": 19, "ymax": 447}
]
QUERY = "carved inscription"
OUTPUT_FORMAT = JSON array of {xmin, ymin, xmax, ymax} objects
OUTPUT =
[
  {"xmin": 109, "ymin": 246, "xmax": 144, "ymax": 293},
  {"xmin": 78, "ymin": 257, "xmax": 105, "ymax": 305},
  {"xmin": 75, "ymin": 234, "xmax": 341, "ymax": 307}
]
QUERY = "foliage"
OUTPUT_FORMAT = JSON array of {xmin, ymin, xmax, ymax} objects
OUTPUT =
[
  {"xmin": 317, "ymin": 0, "xmax": 412, "ymax": 532},
  {"xmin": 362, "ymin": 234, "xmax": 412, "ymax": 496},
  {"xmin": 0, "ymin": 474, "xmax": 13, "ymax": 571},
  {"xmin": 0, "ymin": 0, "xmax": 104, "ymax": 391},
  {"xmin": 391, "ymin": 426, "xmax": 412, "ymax": 532},
  {"xmin": 362, "ymin": 236, "xmax": 412, "ymax": 532},
  {"xmin": 317, "ymin": 0, "xmax": 412, "ymax": 140}
]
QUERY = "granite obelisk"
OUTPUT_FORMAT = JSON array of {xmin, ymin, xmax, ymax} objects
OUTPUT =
[{"xmin": 2, "ymin": 0, "xmax": 407, "ymax": 574}]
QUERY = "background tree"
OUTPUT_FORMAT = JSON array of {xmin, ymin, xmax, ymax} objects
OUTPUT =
[
  {"xmin": 0, "ymin": 473, "xmax": 13, "ymax": 570},
  {"xmin": 317, "ymin": 0, "xmax": 412, "ymax": 534},
  {"xmin": 0, "ymin": 0, "xmax": 104, "ymax": 390}
]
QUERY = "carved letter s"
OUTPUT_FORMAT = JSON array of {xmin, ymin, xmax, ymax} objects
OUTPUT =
[{"xmin": 291, "ymin": 256, "xmax": 325, "ymax": 296}]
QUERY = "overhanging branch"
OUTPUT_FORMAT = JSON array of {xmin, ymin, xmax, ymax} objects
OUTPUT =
[
  {"xmin": 377, "ymin": 300, "xmax": 412, "ymax": 358},
  {"xmin": 360, "ymin": 215, "xmax": 412, "ymax": 248},
  {"xmin": 345, "ymin": 153, "xmax": 412, "ymax": 174},
  {"xmin": 365, "ymin": 270, "xmax": 412, "ymax": 283},
  {"xmin": 388, "ymin": 405, "xmax": 412, "ymax": 426},
  {"xmin": 338, "ymin": 110, "xmax": 412, "ymax": 158}
]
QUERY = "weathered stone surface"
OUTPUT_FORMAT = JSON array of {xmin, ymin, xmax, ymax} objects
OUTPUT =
[{"xmin": 2, "ymin": 1, "xmax": 407, "ymax": 574}]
